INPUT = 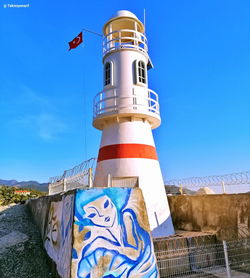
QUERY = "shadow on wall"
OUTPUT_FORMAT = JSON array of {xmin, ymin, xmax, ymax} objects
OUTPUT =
[{"xmin": 168, "ymin": 194, "xmax": 250, "ymax": 240}]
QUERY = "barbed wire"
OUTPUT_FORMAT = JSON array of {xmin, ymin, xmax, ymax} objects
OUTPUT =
[
  {"xmin": 49, "ymin": 157, "xmax": 250, "ymax": 189},
  {"xmin": 165, "ymin": 171, "xmax": 250, "ymax": 187},
  {"xmin": 49, "ymin": 158, "xmax": 96, "ymax": 184}
]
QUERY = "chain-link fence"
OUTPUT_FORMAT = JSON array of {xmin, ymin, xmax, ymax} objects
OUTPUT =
[
  {"xmin": 155, "ymin": 238, "xmax": 250, "ymax": 277},
  {"xmin": 48, "ymin": 158, "xmax": 96, "ymax": 195},
  {"xmin": 165, "ymin": 171, "xmax": 250, "ymax": 194}
]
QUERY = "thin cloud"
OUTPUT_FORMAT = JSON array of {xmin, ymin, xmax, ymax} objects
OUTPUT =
[
  {"xmin": 8, "ymin": 85, "xmax": 68, "ymax": 140},
  {"xmin": 15, "ymin": 113, "xmax": 67, "ymax": 141},
  {"xmin": 36, "ymin": 113, "xmax": 67, "ymax": 140},
  {"xmin": 20, "ymin": 85, "xmax": 51, "ymax": 108}
]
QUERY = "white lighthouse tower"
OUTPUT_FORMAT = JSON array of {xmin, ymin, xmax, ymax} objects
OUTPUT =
[{"xmin": 93, "ymin": 10, "xmax": 174, "ymax": 237}]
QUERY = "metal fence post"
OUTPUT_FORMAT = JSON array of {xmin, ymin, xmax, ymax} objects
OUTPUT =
[
  {"xmin": 179, "ymin": 184, "xmax": 183, "ymax": 195},
  {"xmin": 63, "ymin": 178, "xmax": 67, "ymax": 192},
  {"xmin": 89, "ymin": 168, "xmax": 93, "ymax": 188},
  {"xmin": 223, "ymin": 240, "xmax": 231, "ymax": 278},
  {"xmin": 221, "ymin": 180, "xmax": 226, "ymax": 194},
  {"xmin": 107, "ymin": 174, "xmax": 111, "ymax": 187}
]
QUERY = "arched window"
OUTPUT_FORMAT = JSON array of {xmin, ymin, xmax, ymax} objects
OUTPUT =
[
  {"xmin": 104, "ymin": 62, "xmax": 113, "ymax": 86},
  {"xmin": 135, "ymin": 60, "xmax": 147, "ymax": 85}
]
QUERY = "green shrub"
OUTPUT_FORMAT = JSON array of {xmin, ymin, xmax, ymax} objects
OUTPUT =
[{"xmin": 0, "ymin": 185, "xmax": 46, "ymax": 205}]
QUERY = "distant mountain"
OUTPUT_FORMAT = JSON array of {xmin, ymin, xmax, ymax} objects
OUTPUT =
[
  {"xmin": 0, "ymin": 179, "xmax": 18, "ymax": 186},
  {"xmin": 165, "ymin": 184, "xmax": 196, "ymax": 195},
  {"xmin": 0, "ymin": 179, "xmax": 48, "ymax": 192}
]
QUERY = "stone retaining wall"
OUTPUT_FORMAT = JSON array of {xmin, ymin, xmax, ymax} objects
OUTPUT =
[{"xmin": 168, "ymin": 194, "xmax": 250, "ymax": 240}]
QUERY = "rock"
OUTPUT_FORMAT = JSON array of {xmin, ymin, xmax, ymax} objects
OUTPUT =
[
  {"xmin": 196, "ymin": 187, "xmax": 216, "ymax": 195},
  {"xmin": 0, "ymin": 231, "xmax": 29, "ymax": 254},
  {"xmin": 0, "ymin": 204, "xmax": 51, "ymax": 277}
]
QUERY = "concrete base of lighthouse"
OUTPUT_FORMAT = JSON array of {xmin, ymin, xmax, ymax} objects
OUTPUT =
[{"xmin": 93, "ymin": 118, "xmax": 175, "ymax": 237}]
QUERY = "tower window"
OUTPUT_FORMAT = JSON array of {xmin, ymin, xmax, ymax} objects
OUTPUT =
[
  {"xmin": 135, "ymin": 60, "xmax": 147, "ymax": 85},
  {"xmin": 104, "ymin": 62, "xmax": 113, "ymax": 86}
]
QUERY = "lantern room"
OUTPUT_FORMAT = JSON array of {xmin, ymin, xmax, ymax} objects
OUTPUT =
[{"xmin": 102, "ymin": 10, "xmax": 148, "ymax": 57}]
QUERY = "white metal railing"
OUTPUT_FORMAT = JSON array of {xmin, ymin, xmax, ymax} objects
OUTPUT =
[
  {"xmin": 93, "ymin": 88, "xmax": 159, "ymax": 118},
  {"xmin": 48, "ymin": 169, "xmax": 92, "ymax": 195},
  {"xmin": 103, "ymin": 29, "xmax": 148, "ymax": 56},
  {"xmin": 48, "ymin": 158, "xmax": 96, "ymax": 195}
]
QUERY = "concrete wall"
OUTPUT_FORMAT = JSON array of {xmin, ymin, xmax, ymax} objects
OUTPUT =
[
  {"xmin": 168, "ymin": 194, "xmax": 250, "ymax": 240},
  {"xmin": 29, "ymin": 191, "xmax": 75, "ymax": 278},
  {"xmin": 28, "ymin": 188, "xmax": 159, "ymax": 278}
]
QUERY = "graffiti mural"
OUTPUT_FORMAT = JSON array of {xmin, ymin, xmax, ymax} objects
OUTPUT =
[
  {"xmin": 44, "ymin": 193, "xmax": 74, "ymax": 278},
  {"xmin": 72, "ymin": 188, "xmax": 159, "ymax": 278}
]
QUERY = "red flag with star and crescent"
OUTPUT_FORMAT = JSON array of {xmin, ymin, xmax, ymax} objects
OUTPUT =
[{"xmin": 68, "ymin": 32, "xmax": 83, "ymax": 51}]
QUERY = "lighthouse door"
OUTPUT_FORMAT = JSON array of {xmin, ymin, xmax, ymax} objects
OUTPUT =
[{"xmin": 111, "ymin": 176, "xmax": 139, "ymax": 188}]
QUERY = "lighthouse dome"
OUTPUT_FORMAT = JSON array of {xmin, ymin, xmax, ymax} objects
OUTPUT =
[
  {"xmin": 103, "ymin": 10, "xmax": 144, "ymax": 35},
  {"xmin": 110, "ymin": 10, "xmax": 138, "ymax": 20}
]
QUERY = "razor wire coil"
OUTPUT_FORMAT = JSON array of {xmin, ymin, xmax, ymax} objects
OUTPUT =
[
  {"xmin": 49, "ymin": 157, "xmax": 96, "ymax": 184},
  {"xmin": 165, "ymin": 171, "xmax": 250, "ymax": 187}
]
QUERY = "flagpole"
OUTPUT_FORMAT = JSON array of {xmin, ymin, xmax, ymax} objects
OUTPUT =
[
  {"xmin": 68, "ymin": 28, "xmax": 101, "ymax": 158},
  {"xmin": 143, "ymin": 8, "xmax": 146, "ymax": 35},
  {"xmin": 80, "ymin": 28, "xmax": 101, "ymax": 160}
]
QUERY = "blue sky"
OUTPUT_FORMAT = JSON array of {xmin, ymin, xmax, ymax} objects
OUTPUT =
[{"xmin": 0, "ymin": 0, "xmax": 249, "ymax": 183}]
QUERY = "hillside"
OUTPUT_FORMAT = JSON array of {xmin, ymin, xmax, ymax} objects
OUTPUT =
[
  {"xmin": 0, "ymin": 186, "xmax": 47, "ymax": 205},
  {"xmin": 0, "ymin": 179, "xmax": 48, "ymax": 192}
]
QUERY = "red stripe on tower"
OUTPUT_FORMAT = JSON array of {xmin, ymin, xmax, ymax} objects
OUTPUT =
[{"xmin": 97, "ymin": 144, "xmax": 158, "ymax": 162}]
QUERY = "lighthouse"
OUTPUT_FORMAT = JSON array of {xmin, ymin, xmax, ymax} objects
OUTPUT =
[{"xmin": 93, "ymin": 10, "xmax": 174, "ymax": 237}]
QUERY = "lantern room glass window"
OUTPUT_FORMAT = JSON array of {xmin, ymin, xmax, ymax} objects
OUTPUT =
[{"xmin": 104, "ymin": 62, "xmax": 112, "ymax": 86}]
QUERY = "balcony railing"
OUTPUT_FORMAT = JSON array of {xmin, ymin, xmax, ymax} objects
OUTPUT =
[
  {"xmin": 93, "ymin": 87, "xmax": 159, "ymax": 119},
  {"xmin": 103, "ymin": 29, "xmax": 148, "ymax": 56}
]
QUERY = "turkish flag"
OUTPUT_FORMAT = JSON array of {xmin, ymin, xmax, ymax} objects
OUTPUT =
[{"xmin": 68, "ymin": 32, "xmax": 83, "ymax": 51}]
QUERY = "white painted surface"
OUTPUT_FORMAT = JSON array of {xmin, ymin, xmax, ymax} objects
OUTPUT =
[
  {"xmin": 93, "ymin": 11, "xmax": 174, "ymax": 237},
  {"xmin": 93, "ymin": 50, "xmax": 161, "ymax": 129},
  {"xmin": 99, "ymin": 120, "xmax": 155, "ymax": 146},
  {"xmin": 110, "ymin": 10, "xmax": 139, "ymax": 20},
  {"xmin": 103, "ymin": 10, "xmax": 144, "ymax": 36},
  {"xmin": 94, "ymin": 158, "xmax": 171, "ymax": 232},
  {"xmin": 94, "ymin": 120, "xmax": 174, "ymax": 235},
  {"xmin": 104, "ymin": 50, "xmax": 148, "ymax": 89}
]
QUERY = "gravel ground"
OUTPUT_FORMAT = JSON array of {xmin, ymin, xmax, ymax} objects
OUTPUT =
[{"xmin": 0, "ymin": 203, "xmax": 51, "ymax": 278}]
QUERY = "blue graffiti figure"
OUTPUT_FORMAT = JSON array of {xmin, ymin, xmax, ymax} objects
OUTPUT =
[{"xmin": 74, "ymin": 188, "xmax": 158, "ymax": 278}]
